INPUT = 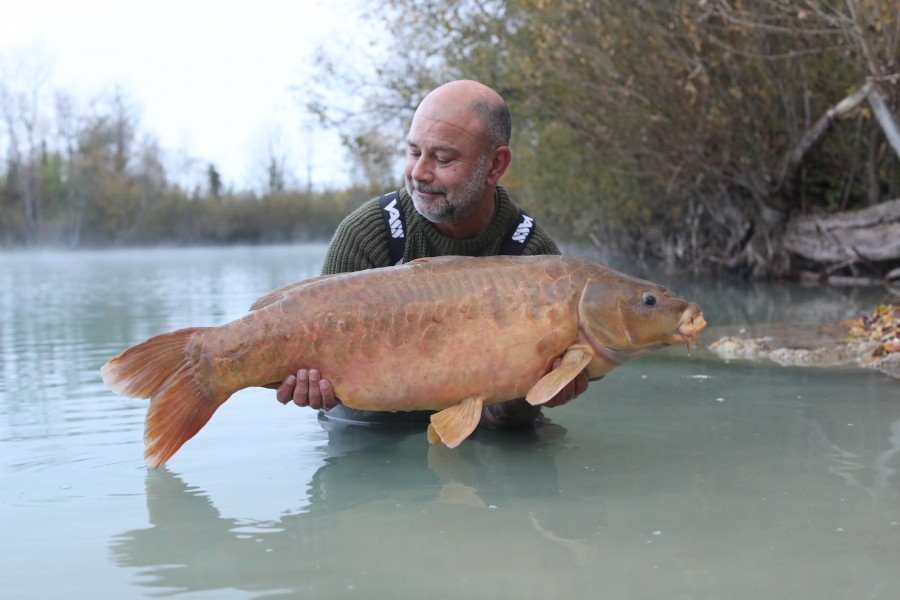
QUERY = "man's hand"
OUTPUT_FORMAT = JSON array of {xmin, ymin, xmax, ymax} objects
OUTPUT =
[
  {"xmin": 275, "ymin": 358, "xmax": 590, "ymax": 413},
  {"xmin": 541, "ymin": 357, "xmax": 590, "ymax": 408},
  {"xmin": 480, "ymin": 359, "xmax": 591, "ymax": 428},
  {"xmin": 276, "ymin": 369, "xmax": 340, "ymax": 410}
]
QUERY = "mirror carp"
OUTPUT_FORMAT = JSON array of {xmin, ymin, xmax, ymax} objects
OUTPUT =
[{"xmin": 101, "ymin": 255, "xmax": 706, "ymax": 467}]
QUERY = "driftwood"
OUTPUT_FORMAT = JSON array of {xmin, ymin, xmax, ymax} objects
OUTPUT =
[{"xmin": 783, "ymin": 197, "xmax": 900, "ymax": 283}]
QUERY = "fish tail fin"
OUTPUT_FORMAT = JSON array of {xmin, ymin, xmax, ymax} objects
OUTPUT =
[
  {"xmin": 101, "ymin": 327, "xmax": 226, "ymax": 468},
  {"xmin": 142, "ymin": 361, "xmax": 228, "ymax": 468}
]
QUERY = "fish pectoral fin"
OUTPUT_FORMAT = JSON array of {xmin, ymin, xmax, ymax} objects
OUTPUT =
[
  {"xmin": 428, "ymin": 396, "xmax": 484, "ymax": 448},
  {"xmin": 526, "ymin": 345, "xmax": 595, "ymax": 406}
]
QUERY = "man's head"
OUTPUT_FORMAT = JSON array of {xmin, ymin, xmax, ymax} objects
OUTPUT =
[{"xmin": 404, "ymin": 80, "xmax": 512, "ymax": 238}]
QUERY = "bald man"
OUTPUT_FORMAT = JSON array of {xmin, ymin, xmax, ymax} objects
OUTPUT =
[{"xmin": 276, "ymin": 80, "xmax": 589, "ymax": 428}]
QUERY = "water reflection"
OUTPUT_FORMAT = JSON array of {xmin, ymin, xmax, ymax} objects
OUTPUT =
[
  {"xmin": 809, "ymin": 410, "xmax": 900, "ymax": 500},
  {"xmin": 108, "ymin": 373, "xmax": 900, "ymax": 599},
  {"xmin": 666, "ymin": 274, "xmax": 895, "ymax": 333},
  {"xmin": 110, "ymin": 420, "xmax": 586, "ymax": 597}
]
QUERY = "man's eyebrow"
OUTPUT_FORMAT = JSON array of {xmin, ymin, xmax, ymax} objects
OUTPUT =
[{"xmin": 406, "ymin": 140, "xmax": 458, "ymax": 154}]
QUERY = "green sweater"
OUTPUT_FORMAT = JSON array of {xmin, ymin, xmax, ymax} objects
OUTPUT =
[{"xmin": 321, "ymin": 185, "xmax": 559, "ymax": 275}]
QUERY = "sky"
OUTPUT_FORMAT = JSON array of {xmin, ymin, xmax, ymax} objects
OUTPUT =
[{"xmin": 0, "ymin": 0, "xmax": 372, "ymax": 191}]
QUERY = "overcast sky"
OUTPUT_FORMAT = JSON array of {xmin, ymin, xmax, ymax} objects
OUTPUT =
[{"xmin": 0, "ymin": 0, "xmax": 372, "ymax": 191}]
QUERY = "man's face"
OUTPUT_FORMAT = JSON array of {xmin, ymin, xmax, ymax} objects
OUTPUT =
[{"xmin": 404, "ymin": 109, "xmax": 492, "ymax": 224}]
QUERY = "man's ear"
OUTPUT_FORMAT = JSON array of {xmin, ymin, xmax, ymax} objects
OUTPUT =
[{"xmin": 486, "ymin": 146, "xmax": 511, "ymax": 185}]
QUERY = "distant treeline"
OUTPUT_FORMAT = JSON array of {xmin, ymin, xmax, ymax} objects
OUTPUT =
[
  {"xmin": 0, "ymin": 154, "xmax": 375, "ymax": 248},
  {"xmin": 0, "ymin": 77, "xmax": 381, "ymax": 247}
]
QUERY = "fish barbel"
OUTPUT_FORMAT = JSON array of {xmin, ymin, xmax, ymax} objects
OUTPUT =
[{"xmin": 101, "ymin": 255, "xmax": 706, "ymax": 467}]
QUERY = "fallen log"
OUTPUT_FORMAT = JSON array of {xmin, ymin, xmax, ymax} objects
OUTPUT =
[{"xmin": 784, "ymin": 198, "xmax": 900, "ymax": 278}]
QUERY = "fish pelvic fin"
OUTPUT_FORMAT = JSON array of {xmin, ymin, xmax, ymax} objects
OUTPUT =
[
  {"xmin": 526, "ymin": 345, "xmax": 595, "ymax": 406},
  {"xmin": 427, "ymin": 396, "xmax": 484, "ymax": 448},
  {"xmin": 100, "ymin": 327, "xmax": 226, "ymax": 468}
]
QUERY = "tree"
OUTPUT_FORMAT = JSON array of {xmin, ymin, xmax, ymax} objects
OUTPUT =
[
  {"xmin": 0, "ymin": 51, "xmax": 52, "ymax": 244},
  {"xmin": 207, "ymin": 163, "xmax": 222, "ymax": 199}
]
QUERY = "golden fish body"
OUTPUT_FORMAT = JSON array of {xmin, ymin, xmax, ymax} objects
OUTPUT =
[{"xmin": 101, "ymin": 255, "xmax": 706, "ymax": 467}]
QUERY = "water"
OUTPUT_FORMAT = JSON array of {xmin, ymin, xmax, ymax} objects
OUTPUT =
[{"xmin": 2, "ymin": 245, "xmax": 899, "ymax": 599}]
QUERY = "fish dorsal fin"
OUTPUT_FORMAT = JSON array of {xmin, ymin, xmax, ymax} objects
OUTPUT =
[
  {"xmin": 526, "ymin": 345, "xmax": 595, "ymax": 406},
  {"xmin": 406, "ymin": 256, "xmax": 470, "ymax": 266},
  {"xmin": 248, "ymin": 274, "xmax": 334, "ymax": 311},
  {"xmin": 427, "ymin": 396, "xmax": 484, "ymax": 448}
]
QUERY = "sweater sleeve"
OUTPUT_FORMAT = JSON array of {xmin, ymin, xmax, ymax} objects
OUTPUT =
[{"xmin": 523, "ymin": 224, "xmax": 561, "ymax": 256}]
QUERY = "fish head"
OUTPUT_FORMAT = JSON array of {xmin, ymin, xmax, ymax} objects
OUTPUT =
[{"xmin": 577, "ymin": 272, "xmax": 706, "ymax": 365}]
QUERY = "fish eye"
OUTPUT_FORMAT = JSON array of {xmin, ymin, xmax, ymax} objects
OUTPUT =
[{"xmin": 642, "ymin": 292, "xmax": 657, "ymax": 306}]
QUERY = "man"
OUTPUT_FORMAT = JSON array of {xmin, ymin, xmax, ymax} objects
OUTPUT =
[{"xmin": 276, "ymin": 79, "xmax": 589, "ymax": 428}]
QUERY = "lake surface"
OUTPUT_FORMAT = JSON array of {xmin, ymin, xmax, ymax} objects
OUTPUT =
[{"xmin": 2, "ymin": 244, "xmax": 899, "ymax": 599}]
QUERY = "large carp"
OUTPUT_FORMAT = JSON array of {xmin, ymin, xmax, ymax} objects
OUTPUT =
[{"xmin": 101, "ymin": 255, "xmax": 706, "ymax": 467}]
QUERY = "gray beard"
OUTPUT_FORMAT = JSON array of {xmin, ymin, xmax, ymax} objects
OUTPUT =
[{"xmin": 408, "ymin": 158, "xmax": 490, "ymax": 224}]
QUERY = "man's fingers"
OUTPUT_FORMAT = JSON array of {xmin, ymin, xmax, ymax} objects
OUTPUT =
[
  {"xmin": 574, "ymin": 371, "xmax": 589, "ymax": 397},
  {"xmin": 300, "ymin": 369, "xmax": 323, "ymax": 408},
  {"xmin": 543, "ymin": 366, "xmax": 590, "ymax": 409},
  {"xmin": 319, "ymin": 378, "xmax": 338, "ymax": 410},
  {"xmin": 290, "ymin": 369, "xmax": 310, "ymax": 407},
  {"xmin": 276, "ymin": 368, "xmax": 340, "ymax": 410},
  {"xmin": 276, "ymin": 375, "xmax": 297, "ymax": 404},
  {"xmin": 544, "ymin": 381, "xmax": 573, "ymax": 408}
]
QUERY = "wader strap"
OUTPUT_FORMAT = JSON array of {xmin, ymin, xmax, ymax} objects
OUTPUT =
[
  {"xmin": 379, "ymin": 191, "xmax": 406, "ymax": 265},
  {"xmin": 498, "ymin": 208, "xmax": 535, "ymax": 256}
]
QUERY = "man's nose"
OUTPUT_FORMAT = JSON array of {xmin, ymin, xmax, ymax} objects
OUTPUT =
[{"xmin": 409, "ymin": 155, "xmax": 432, "ymax": 183}]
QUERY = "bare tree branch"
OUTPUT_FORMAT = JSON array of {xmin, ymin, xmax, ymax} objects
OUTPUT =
[
  {"xmin": 867, "ymin": 82, "xmax": 900, "ymax": 160},
  {"xmin": 774, "ymin": 81, "xmax": 874, "ymax": 204}
]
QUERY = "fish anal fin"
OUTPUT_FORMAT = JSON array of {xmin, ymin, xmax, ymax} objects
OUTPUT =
[
  {"xmin": 428, "ymin": 396, "xmax": 484, "ymax": 448},
  {"xmin": 526, "ymin": 345, "xmax": 595, "ymax": 406}
]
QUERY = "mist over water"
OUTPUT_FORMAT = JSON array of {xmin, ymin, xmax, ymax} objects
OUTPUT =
[{"xmin": 2, "ymin": 245, "xmax": 898, "ymax": 598}]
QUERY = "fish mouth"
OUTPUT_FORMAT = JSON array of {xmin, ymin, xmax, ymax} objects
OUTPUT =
[{"xmin": 674, "ymin": 304, "xmax": 707, "ymax": 352}]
